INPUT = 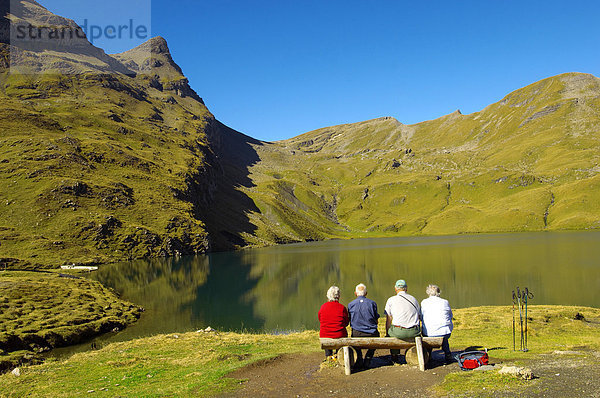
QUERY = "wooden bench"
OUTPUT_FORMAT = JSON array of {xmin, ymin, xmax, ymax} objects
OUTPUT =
[{"xmin": 320, "ymin": 336, "xmax": 443, "ymax": 375}]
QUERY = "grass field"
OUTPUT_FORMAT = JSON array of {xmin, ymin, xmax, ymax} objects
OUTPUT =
[
  {"xmin": 0, "ymin": 271, "xmax": 142, "ymax": 372},
  {"xmin": 1, "ymin": 305, "xmax": 598, "ymax": 397}
]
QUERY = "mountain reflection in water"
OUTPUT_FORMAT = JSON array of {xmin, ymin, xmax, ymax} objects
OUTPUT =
[{"xmin": 92, "ymin": 231, "xmax": 600, "ymax": 338}]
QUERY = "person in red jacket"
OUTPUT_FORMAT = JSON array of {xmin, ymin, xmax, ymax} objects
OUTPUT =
[{"xmin": 318, "ymin": 285, "xmax": 349, "ymax": 359}]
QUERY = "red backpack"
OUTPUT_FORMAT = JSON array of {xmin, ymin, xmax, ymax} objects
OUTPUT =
[{"xmin": 456, "ymin": 350, "xmax": 489, "ymax": 370}]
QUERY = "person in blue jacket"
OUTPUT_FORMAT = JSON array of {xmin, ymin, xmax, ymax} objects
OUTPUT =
[{"xmin": 347, "ymin": 283, "xmax": 380, "ymax": 369}]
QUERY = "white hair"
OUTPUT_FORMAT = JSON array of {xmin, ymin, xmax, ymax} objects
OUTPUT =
[
  {"xmin": 355, "ymin": 283, "xmax": 367, "ymax": 296},
  {"xmin": 426, "ymin": 284, "xmax": 441, "ymax": 297},
  {"xmin": 326, "ymin": 286, "xmax": 341, "ymax": 301}
]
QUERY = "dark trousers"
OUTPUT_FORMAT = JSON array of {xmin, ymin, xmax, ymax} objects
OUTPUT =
[
  {"xmin": 423, "ymin": 333, "xmax": 452, "ymax": 360},
  {"xmin": 352, "ymin": 329, "xmax": 380, "ymax": 360},
  {"xmin": 441, "ymin": 334, "xmax": 451, "ymax": 359}
]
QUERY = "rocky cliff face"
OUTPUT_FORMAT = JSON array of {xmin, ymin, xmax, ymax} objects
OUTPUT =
[
  {"xmin": 113, "ymin": 36, "xmax": 204, "ymax": 103},
  {"xmin": 6, "ymin": 0, "xmax": 133, "ymax": 75}
]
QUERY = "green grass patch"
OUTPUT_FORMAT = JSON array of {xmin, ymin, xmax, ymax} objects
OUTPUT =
[
  {"xmin": 1, "ymin": 305, "xmax": 598, "ymax": 397},
  {"xmin": 0, "ymin": 271, "xmax": 142, "ymax": 371},
  {"xmin": 439, "ymin": 370, "xmax": 533, "ymax": 397},
  {"xmin": 0, "ymin": 331, "xmax": 319, "ymax": 397}
]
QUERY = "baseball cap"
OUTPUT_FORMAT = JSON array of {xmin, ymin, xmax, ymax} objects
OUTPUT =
[{"xmin": 395, "ymin": 279, "xmax": 407, "ymax": 289}]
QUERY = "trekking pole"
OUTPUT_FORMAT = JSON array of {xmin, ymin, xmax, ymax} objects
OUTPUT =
[
  {"xmin": 524, "ymin": 288, "xmax": 534, "ymax": 351},
  {"xmin": 516, "ymin": 287, "xmax": 524, "ymax": 351},
  {"xmin": 522, "ymin": 288, "xmax": 528, "ymax": 352},
  {"xmin": 512, "ymin": 290, "xmax": 517, "ymax": 351}
]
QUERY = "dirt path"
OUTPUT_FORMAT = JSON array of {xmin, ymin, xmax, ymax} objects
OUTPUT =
[
  {"xmin": 220, "ymin": 349, "xmax": 600, "ymax": 397},
  {"xmin": 221, "ymin": 350, "xmax": 456, "ymax": 397}
]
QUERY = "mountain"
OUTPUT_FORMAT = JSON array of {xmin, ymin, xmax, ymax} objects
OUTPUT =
[
  {"xmin": 1, "ymin": 1, "xmax": 599, "ymax": 269},
  {"xmin": 209, "ymin": 72, "xmax": 600, "ymax": 247},
  {"xmin": 113, "ymin": 37, "xmax": 204, "ymax": 103},
  {"xmin": 0, "ymin": 1, "xmax": 227, "ymax": 268}
]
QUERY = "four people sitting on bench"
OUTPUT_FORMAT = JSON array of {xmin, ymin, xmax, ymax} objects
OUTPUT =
[{"xmin": 318, "ymin": 280, "xmax": 454, "ymax": 367}]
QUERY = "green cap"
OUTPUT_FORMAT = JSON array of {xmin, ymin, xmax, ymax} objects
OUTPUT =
[{"xmin": 395, "ymin": 279, "xmax": 407, "ymax": 289}]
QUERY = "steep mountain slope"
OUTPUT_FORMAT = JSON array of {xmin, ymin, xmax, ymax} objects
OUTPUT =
[
  {"xmin": 211, "ymin": 72, "xmax": 600, "ymax": 247},
  {"xmin": 0, "ymin": 1, "xmax": 229, "ymax": 268}
]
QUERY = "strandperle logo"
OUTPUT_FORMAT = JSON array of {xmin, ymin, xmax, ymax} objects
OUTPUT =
[
  {"xmin": 8, "ymin": 0, "xmax": 152, "ymax": 75},
  {"xmin": 13, "ymin": 19, "xmax": 149, "ymax": 44}
]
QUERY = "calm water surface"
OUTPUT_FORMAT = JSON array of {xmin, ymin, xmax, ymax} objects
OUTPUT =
[{"xmin": 81, "ymin": 231, "xmax": 600, "ymax": 346}]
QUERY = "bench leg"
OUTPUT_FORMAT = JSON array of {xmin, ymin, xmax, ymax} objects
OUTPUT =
[
  {"xmin": 343, "ymin": 346, "xmax": 352, "ymax": 375},
  {"xmin": 415, "ymin": 336, "xmax": 425, "ymax": 371}
]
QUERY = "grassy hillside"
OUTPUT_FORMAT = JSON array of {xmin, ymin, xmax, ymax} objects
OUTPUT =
[
  {"xmin": 0, "ymin": 1, "xmax": 223, "ymax": 268},
  {"xmin": 211, "ymin": 73, "xmax": 600, "ymax": 248},
  {"xmin": 0, "ymin": 62, "xmax": 216, "ymax": 267}
]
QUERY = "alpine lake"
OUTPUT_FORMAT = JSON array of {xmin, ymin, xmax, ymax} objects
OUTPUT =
[{"xmin": 51, "ymin": 230, "xmax": 600, "ymax": 356}]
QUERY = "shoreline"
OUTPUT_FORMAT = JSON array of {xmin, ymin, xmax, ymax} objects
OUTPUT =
[
  {"xmin": 2, "ymin": 302, "xmax": 599, "ymax": 371},
  {"xmin": 3, "ymin": 227, "xmax": 599, "ymax": 271},
  {"xmin": 1, "ymin": 305, "xmax": 599, "ymax": 396}
]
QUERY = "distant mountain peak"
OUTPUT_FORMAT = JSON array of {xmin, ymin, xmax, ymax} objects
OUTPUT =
[
  {"xmin": 558, "ymin": 71, "xmax": 597, "ymax": 82},
  {"xmin": 113, "ymin": 36, "xmax": 203, "ymax": 103},
  {"xmin": 146, "ymin": 36, "xmax": 170, "ymax": 54},
  {"xmin": 558, "ymin": 72, "xmax": 600, "ymax": 99},
  {"xmin": 114, "ymin": 36, "xmax": 183, "ymax": 76},
  {"xmin": 124, "ymin": 36, "xmax": 171, "ymax": 56},
  {"xmin": 494, "ymin": 72, "xmax": 600, "ymax": 110},
  {"xmin": 9, "ymin": 0, "xmax": 58, "ymax": 23},
  {"xmin": 435, "ymin": 109, "xmax": 462, "ymax": 120}
]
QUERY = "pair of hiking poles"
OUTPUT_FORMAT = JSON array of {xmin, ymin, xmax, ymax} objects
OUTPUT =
[{"xmin": 512, "ymin": 287, "xmax": 534, "ymax": 351}]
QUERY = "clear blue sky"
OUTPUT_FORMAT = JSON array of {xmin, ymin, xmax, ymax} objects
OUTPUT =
[{"xmin": 44, "ymin": 0, "xmax": 600, "ymax": 141}]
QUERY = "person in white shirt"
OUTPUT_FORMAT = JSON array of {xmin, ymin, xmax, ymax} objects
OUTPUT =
[
  {"xmin": 384, "ymin": 279, "xmax": 421, "ymax": 363},
  {"xmin": 421, "ymin": 284, "xmax": 453, "ymax": 363}
]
